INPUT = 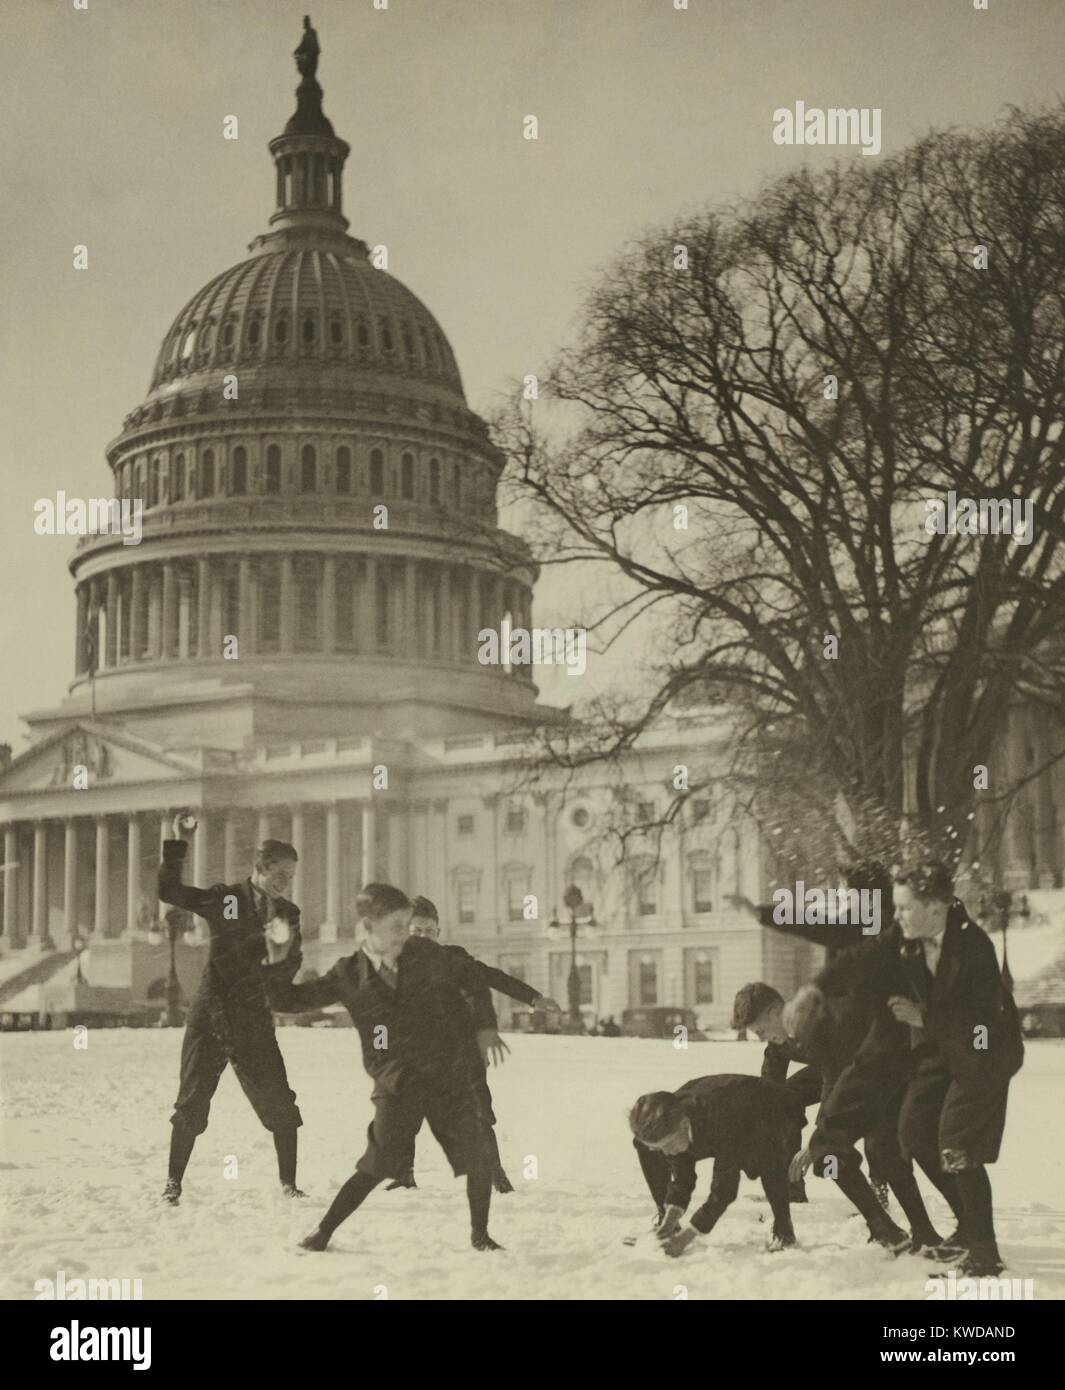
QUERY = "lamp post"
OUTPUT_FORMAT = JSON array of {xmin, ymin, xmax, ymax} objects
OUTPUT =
[
  {"xmin": 974, "ymin": 877, "xmax": 1017, "ymax": 991},
  {"xmin": 549, "ymin": 884, "xmax": 596, "ymax": 1031},
  {"xmin": 72, "ymin": 933, "xmax": 87, "ymax": 984}
]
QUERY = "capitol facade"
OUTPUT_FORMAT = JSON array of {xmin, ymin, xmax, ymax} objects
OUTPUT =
[{"xmin": 0, "ymin": 36, "xmax": 1059, "ymax": 1030}]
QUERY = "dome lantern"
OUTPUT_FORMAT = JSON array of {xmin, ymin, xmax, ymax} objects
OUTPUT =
[{"xmin": 263, "ymin": 17, "xmax": 352, "ymax": 243}]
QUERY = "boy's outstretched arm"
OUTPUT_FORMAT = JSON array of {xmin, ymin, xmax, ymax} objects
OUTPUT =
[
  {"xmin": 262, "ymin": 952, "xmax": 344, "ymax": 1014},
  {"xmin": 158, "ymin": 837, "xmax": 218, "ymax": 918}
]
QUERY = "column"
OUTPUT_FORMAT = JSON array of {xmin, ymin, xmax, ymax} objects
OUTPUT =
[
  {"xmin": 360, "ymin": 801, "xmax": 376, "ymax": 887},
  {"xmin": 32, "ymin": 822, "xmax": 49, "ymax": 948},
  {"xmin": 321, "ymin": 555, "xmax": 336, "ymax": 653},
  {"xmin": 321, "ymin": 802, "xmax": 340, "ymax": 942},
  {"xmin": 439, "ymin": 563, "xmax": 454, "ymax": 661},
  {"xmin": 126, "ymin": 813, "xmax": 142, "ymax": 935},
  {"xmin": 2, "ymin": 824, "xmax": 17, "ymax": 946},
  {"xmin": 224, "ymin": 812, "xmax": 239, "ymax": 880},
  {"xmin": 360, "ymin": 557, "xmax": 377, "ymax": 652},
  {"xmin": 177, "ymin": 570, "xmax": 193, "ymax": 659},
  {"xmin": 158, "ymin": 812, "xmax": 170, "ymax": 921},
  {"xmin": 197, "ymin": 557, "xmax": 212, "ymax": 658},
  {"xmin": 63, "ymin": 819, "xmax": 79, "ymax": 944},
  {"xmin": 489, "ymin": 574, "xmax": 504, "ymax": 637},
  {"xmin": 93, "ymin": 817, "xmax": 110, "ymax": 936},
  {"xmin": 162, "ymin": 561, "xmax": 179, "ymax": 660},
  {"xmin": 238, "ymin": 556, "xmax": 256, "ymax": 656},
  {"xmin": 210, "ymin": 560, "xmax": 225, "ymax": 653},
  {"xmin": 105, "ymin": 571, "xmax": 119, "ymax": 667},
  {"xmin": 75, "ymin": 584, "xmax": 89, "ymax": 674},
  {"xmin": 467, "ymin": 569, "xmax": 480, "ymax": 659},
  {"xmin": 128, "ymin": 565, "xmax": 144, "ymax": 663},
  {"xmin": 404, "ymin": 559, "xmax": 419, "ymax": 658},
  {"xmin": 290, "ymin": 806, "xmax": 305, "ymax": 907},
  {"xmin": 279, "ymin": 553, "xmax": 295, "ymax": 652}
]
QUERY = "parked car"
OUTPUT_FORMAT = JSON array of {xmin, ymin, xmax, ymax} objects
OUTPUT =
[{"xmin": 620, "ymin": 1006, "xmax": 708, "ymax": 1041}]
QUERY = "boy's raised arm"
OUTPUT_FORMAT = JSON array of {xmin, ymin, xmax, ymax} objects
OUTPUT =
[{"xmin": 158, "ymin": 838, "xmax": 218, "ymax": 918}]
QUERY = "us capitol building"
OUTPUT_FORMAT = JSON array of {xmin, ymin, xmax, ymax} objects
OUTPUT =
[{"xmin": 0, "ymin": 29, "xmax": 1057, "ymax": 1029}]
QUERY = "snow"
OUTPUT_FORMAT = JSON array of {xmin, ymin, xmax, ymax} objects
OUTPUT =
[{"xmin": 2, "ymin": 1032, "xmax": 1063, "ymax": 1301}]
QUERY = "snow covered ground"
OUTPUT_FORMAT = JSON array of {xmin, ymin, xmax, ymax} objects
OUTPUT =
[{"xmin": 2, "ymin": 1031, "xmax": 1063, "ymax": 1301}]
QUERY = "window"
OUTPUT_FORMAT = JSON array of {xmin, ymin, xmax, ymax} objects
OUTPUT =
[
  {"xmin": 329, "ymin": 319, "xmax": 344, "ymax": 346},
  {"xmin": 457, "ymin": 814, "xmax": 475, "ymax": 836},
  {"xmin": 637, "ymin": 955, "xmax": 658, "ymax": 1006},
  {"xmin": 302, "ymin": 315, "xmax": 316, "ymax": 345},
  {"xmin": 248, "ymin": 318, "xmax": 262, "ymax": 347},
  {"xmin": 258, "ymin": 563, "xmax": 280, "ymax": 652},
  {"xmin": 222, "ymin": 321, "xmax": 235, "ymax": 348},
  {"xmin": 148, "ymin": 457, "xmax": 160, "ymax": 508},
  {"xmin": 506, "ymin": 874, "xmax": 527, "ymax": 922},
  {"xmin": 172, "ymin": 454, "xmax": 185, "ymax": 501},
  {"xmin": 335, "ymin": 445, "xmax": 351, "ymax": 493},
  {"xmin": 181, "ymin": 329, "xmax": 196, "ymax": 360},
  {"xmin": 381, "ymin": 319, "xmax": 394, "ymax": 352},
  {"xmin": 300, "ymin": 445, "xmax": 316, "ymax": 493},
  {"xmin": 121, "ymin": 462, "xmax": 132, "ymax": 499},
  {"xmin": 693, "ymin": 955, "xmax": 714, "ymax": 1005},
  {"xmin": 274, "ymin": 318, "xmax": 288, "ymax": 345},
  {"xmin": 577, "ymin": 964, "xmax": 593, "ymax": 1006},
  {"xmin": 369, "ymin": 449, "xmax": 384, "ymax": 494},
  {"xmin": 635, "ymin": 861, "xmax": 658, "ymax": 917},
  {"xmin": 230, "ymin": 446, "xmax": 247, "ymax": 496},
  {"xmin": 294, "ymin": 557, "xmax": 319, "ymax": 650},
  {"xmin": 401, "ymin": 453, "xmax": 415, "ymax": 500},
  {"xmin": 568, "ymin": 857, "xmax": 596, "ymax": 914},
  {"xmin": 335, "ymin": 560, "xmax": 356, "ymax": 648},
  {"xmin": 505, "ymin": 807, "xmax": 526, "ymax": 835},
  {"xmin": 457, "ymin": 879, "xmax": 477, "ymax": 926},
  {"xmin": 265, "ymin": 445, "xmax": 282, "ymax": 494},
  {"xmin": 693, "ymin": 868, "xmax": 713, "ymax": 915},
  {"xmin": 357, "ymin": 321, "xmax": 370, "ymax": 347},
  {"xmin": 402, "ymin": 327, "xmax": 415, "ymax": 358},
  {"xmin": 429, "ymin": 458, "xmax": 440, "ymax": 504}
]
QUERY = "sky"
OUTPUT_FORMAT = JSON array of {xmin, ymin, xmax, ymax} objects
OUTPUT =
[{"xmin": 1, "ymin": 0, "xmax": 1062, "ymax": 748}]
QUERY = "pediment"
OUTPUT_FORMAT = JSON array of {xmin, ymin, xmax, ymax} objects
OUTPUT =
[{"xmin": 0, "ymin": 722, "xmax": 197, "ymax": 794}]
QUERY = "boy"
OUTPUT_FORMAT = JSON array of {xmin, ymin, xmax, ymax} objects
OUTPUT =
[
  {"xmin": 733, "ymin": 978, "xmax": 942, "ymax": 1250},
  {"xmin": 629, "ymin": 1074, "xmax": 804, "ymax": 1257},
  {"xmin": 262, "ymin": 883, "xmax": 508, "ymax": 1252},
  {"xmin": 157, "ymin": 819, "xmax": 304, "ymax": 1205},
  {"xmin": 385, "ymin": 895, "xmax": 560, "ymax": 1194},
  {"xmin": 787, "ymin": 858, "xmax": 1024, "ymax": 1276}
]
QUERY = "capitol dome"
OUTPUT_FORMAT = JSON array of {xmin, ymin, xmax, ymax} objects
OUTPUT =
[{"xmin": 65, "ymin": 40, "xmax": 542, "ymax": 748}]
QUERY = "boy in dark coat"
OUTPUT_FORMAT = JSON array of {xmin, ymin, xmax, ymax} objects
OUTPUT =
[
  {"xmin": 383, "ymin": 895, "xmax": 561, "ymax": 1194},
  {"xmin": 629, "ymin": 1074, "xmax": 804, "ymax": 1256},
  {"xmin": 157, "ymin": 822, "xmax": 305, "ymax": 1205},
  {"xmin": 786, "ymin": 859, "xmax": 1024, "ymax": 1276},
  {"xmin": 262, "ymin": 882, "xmax": 508, "ymax": 1252},
  {"xmin": 734, "ymin": 977, "xmax": 945, "ymax": 1251}
]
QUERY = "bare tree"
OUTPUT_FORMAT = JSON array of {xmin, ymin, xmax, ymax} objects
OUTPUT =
[{"xmin": 495, "ymin": 105, "xmax": 1065, "ymax": 874}]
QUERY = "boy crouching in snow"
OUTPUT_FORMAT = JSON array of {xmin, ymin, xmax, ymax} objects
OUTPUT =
[{"xmin": 630, "ymin": 1074, "xmax": 805, "ymax": 1257}]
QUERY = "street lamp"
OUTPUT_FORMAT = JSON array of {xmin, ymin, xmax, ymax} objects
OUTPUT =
[
  {"xmin": 72, "ymin": 933, "xmax": 87, "ymax": 984},
  {"xmin": 548, "ymin": 884, "xmax": 597, "ymax": 1030},
  {"xmin": 973, "ymin": 877, "xmax": 1017, "ymax": 991},
  {"xmin": 148, "ymin": 909, "xmax": 189, "ymax": 1027}
]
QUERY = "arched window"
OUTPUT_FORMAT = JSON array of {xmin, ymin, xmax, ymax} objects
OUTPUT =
[
  {"xmin": 329, "ymin": 319, "xmax": 344, "ymax": 346},
  {"xmin": 149, "ymin": 457, "xmax": 161, "ymax": 507},
  {"xmin": 300, "ymin": 445, "xmax": 316, "ymax": 493},
  {"xmin": 301, "ymin": 315, "xmax": 316, "ymax": 345},
  {"xmin": 265, "ymin": 445, "xmax": 282, "ymax": 494},
  {"xmin": 231, "ymin": 446, "xmax": 247, "ymax": 496},
  {"xmin": 200, "ymin": 449, "xmax": 215, "ymax": 497},
  {"xmin": 222, "ymin": 320, "xmax": 236, "ymax": 348},
  {"xmin": 451, "ymin": 462, "xmax": 461, "ymax": 505},
  {"xmin": 401, "ymin": 453, "xmax": 415, "ymax": 501},
  {"xmin": 380, "ymin": 319, "xmax": 394, "ymax": 352},
  {"xmin": 369, "ymin": 449, "xmax": 384, "ymax": 495},
  {"xmin": 172, "ymin": 454, "xmax": 185, "ymax": 501},
  {"xmin": 248, "ymin": 318, "xmax": 261, "ymax": 347},
  {"xmin": 274, "ymin": 318, "xmax": 289, "ymax": 345},
  {"xmin": 356, "ymin": 321, "xmax": 370, "ymax": 348},
  {"xmin": 428, "ymin": 458, "xmax": 440, "ymax": 505},
  {"xmin": 402, "ymin": 327, "xmax": 415, "ymax": 358},
  {"xmin": 335, "ymin": 445, "xmax": 351, "ymax": 493},
  {"xmin": 181, "ymin": 329, "xmax": 196, "ymax": 361}
]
